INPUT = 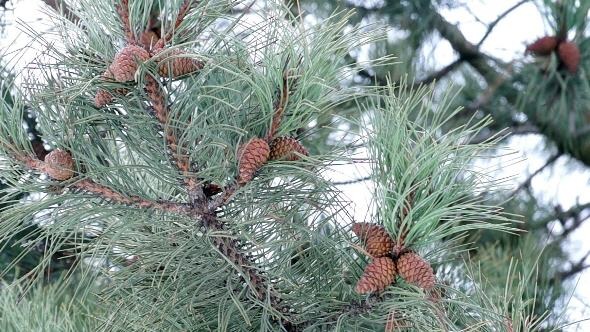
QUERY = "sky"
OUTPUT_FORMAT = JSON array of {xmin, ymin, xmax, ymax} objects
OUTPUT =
[{"xmin": 1, "ymin": 0, "xmax": 590, "ymax": 329}]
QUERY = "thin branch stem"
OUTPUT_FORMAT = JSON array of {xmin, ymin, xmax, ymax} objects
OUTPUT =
[
  {"xmin": 116, "ymin": 0, "xmax": 135, "ymax": 44},
  {"xmin": 266, "ymin": 65, "xmax": 294, "ymax": 141},
  {"xmin": 144, "ymin": 75, "xmax": 204, "ymax": 205},
  {"xmin": 13, "ymin": 153, "xmax": 191, "ymax": 215},
  {"xmin": 511, "ymin": 153, "xmax": 561, "ymax": 196},
  {"xmin": 476, "ymin": 0, "xmax": 530, "ymax": 48},
  {"xmin": 332, "ymin": 175, "xmax": 371, "ymax": 185},
  {"xmin": 153, "ymin": 0, "xmax": 194, "ymax": 51}
]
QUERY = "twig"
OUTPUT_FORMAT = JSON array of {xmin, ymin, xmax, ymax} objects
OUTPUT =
[
  {"xmin": 116, "ymin": 0, "xmax": 135, "ymax": 44},
  {"xmin": 153, "ymin": 0, "xmax": 194, "ymax": 51},
  {"xmin": 332, "ymin": 175, "xmax": 371, "ymax": 186},
  {"xmin": 416, "ymin": 59, "xmax": 463, "ymax": 86},
  {"xmin": 73, "ymin": 179, "xmax": 191, "ymax": 214},
  {"xmin": 14, "ymin": 153, "xmax": 191, "ymax": 215},
  {"xmin": 510, "ymin": 153, "xmax": 561, "ymax": 196},
  {"xmin": 557, "ymin": 250, "xmax": 590, "ymax": 280},
  {"xmin": 356, "ymin": 59, "xmax": 463, "ymax": 89},
  {"xmin": 266, "ymin": 64, "xmax": 295, "ymax": 141},
  {"xmin": 476, "ymin": 0, "xmax": 530, "ymax": 48},
  {"xmin": 144, "ymin": 75, "xmax": 204, "ymax": 205}
]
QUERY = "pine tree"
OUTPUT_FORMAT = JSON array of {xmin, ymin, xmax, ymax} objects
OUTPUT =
[{"xmin": 0, "ymin": 0, "xmax": 568, "ymax": 331}]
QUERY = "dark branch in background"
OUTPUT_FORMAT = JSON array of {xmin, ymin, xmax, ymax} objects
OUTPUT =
[
  {"xmin": 557, "ymin": 250, "xmax": 590, "ymax": 280},
  {"xmin": 332, "ymin": 175, "xmax": 372, "ymax": 186},
  {"xmin": 468, "ymin": 123, "xmax": 539, "ymax": 145},
  {"xmin": 41, "ymin": 0, "xmax": 78, "ymax": 23},
  {"xmin": 510, "ymin": 153, "xmax": 561, "ymax": 196},
  {"xmin": 476, "ymin": 0, "xmax": 530, "ymax": 48},
  {"xmin": 356, "ymin": 58, "xmax": 464, "ymax": 89},
  {"xmin": 544, "ymin": 202, "xmax": 590, "ymax": 240}
]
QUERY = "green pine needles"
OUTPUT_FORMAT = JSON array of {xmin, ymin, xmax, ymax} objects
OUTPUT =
[{"xmin": 0, "ymin": 0, "xmax": 559, "ymax": 331}]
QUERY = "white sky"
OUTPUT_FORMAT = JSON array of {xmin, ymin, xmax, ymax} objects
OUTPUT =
[{"xmin": 1, "ymin": 0, "xmax": 590, "ymax": 329}]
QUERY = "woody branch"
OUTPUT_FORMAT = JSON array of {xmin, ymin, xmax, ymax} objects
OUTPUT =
[{"xmin": 12, "ymin": 152, "xmax": 191, "ymax": 215}]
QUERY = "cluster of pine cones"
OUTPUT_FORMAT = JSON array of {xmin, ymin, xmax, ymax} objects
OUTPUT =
[
  {"xmin": 526, "ymin": 35, "xmax": 581, "ymax": 74},
  {"xmin": 94, "ymin": 30, "xmax": 204, "ymax": 108},
  {"xmin": 352, "ymin": 222, "xmax": 435, "ymax": 294},
  {"xmin": 236, "ymin": 136, "xmax": 308, "ymax": 185}
]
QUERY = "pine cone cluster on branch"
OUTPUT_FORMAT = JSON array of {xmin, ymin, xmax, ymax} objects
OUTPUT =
[
  {"xmin": 526, "ymin": 35, "xmax": 581, "ymax": 74},
  {"xmin": 352, "ymin": 222, "xmax": 435, "ymax": 294},
  {"xmin": 234, "ymin": 135, "xmax": 308, "ymax": 185}
]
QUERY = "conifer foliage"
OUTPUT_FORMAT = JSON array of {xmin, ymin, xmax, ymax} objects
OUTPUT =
[{"xmin": 0, "ymin": 0, "xmax": 545, "ymax": 331}]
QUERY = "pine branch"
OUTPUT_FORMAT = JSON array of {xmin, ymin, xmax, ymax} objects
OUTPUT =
[
  {"xmin": 144, "ymin": 75, "xmax": 204, "ymax": 205},
  {"xmin": 153, "ymin": 0, "xmax": 194, "ymax": 52},
  {"xmin": 116, "ymin": 0, "xmax": 135, "ymax": 44},
  {"xmin": 266, "ymin": 66, "xmax": 294, "ymax": 141},
  {"xmin": 11, "ymin": 152, "xmax": 191, "ymax": 215}
]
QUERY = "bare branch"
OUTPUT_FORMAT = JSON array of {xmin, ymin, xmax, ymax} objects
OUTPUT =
[
  {"xmin": 511, "ymin": 153, "xmax": 561, "ymax": 196},
  {"xmin": 476, "ymin": 0, "xmax": 530, "ymax": 48}
]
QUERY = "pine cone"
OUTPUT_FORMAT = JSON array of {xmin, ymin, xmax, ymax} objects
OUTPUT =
[
  {"xmin": 355, "ymin": 257, "xmax": 396, "ymax": 294},
  {"xmin": 525, "ymin": 36, "xmax": 558, "ymax": 56},
  {"xmin": 396, "ymin": 252, "xmax": 435, "ymax": 290},
  {"xmin": 269, "ymin": 136, "xmax": 308, "ymax": 161},
  {"xmin": 237, "ymin": 138, "xmax": 270, "ymax": 185},
  {"xmin": 44, "ymin": 149, "xmax": 75, "ymax": 180},
  {"xmin": 351, "ymin": 222, "xmax": 395, "ymax": 257},
  {"xmin": 94, "ymin": 89, "xmax": 113, "ymax": 108},
  {"xmin": 139, "ymin": 30, "xmax": 159, "ymax": 49},
  {"xmin": 558, "ymin": 41, "xmax": 581, "ymax": 74},
  {"xmin": 108, "ymin": 45, "xmax": 150, "ymax": 82},
  {"xmin": 157, "ymin": 49, "xmax": 204, "ymax": 78},
  {"xmin": 94, "ymin": 87, "xmax": 129, "ymax": 108}
]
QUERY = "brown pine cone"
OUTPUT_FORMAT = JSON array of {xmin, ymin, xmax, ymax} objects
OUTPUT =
[
  {"xmin": 139, "ymin": 30, "xmax": 159, "ymax": 49},
  {"xmin": 355, "ymin": 257, "xmax": 396, "ymax": 294},
  {"xmin": 108, "ymin": 45, "xmax": 150, "ymax": 82},
  {"xmin": 94, "ymin": 89, "xmax": 113, "ymax": 108},
  {"xmin": 396, "ymin": 252, "xmax": 435, "ymax": 290},
  {"xmin": 269, "ymin": 136, "xmax": 308, "ymax": 161},
  {"xmin": 237, "ymin": 138, "xmax": 270, "ymax": 185},
  {"xmin": 525, "ymin": 36, "xmax": 558, "ymax": 56},
  {"xmin": 157, "ymin": 49, "xmax": 204, "ymax": 78},
  {"xmin": 351, "ymin": 222, "xmax": 395, "ymax": 257},
  {"xmin": 44, "ymin": 149, "xmax": 75, "ymax": 180},
  {"xmin": 558, "ymin": 41, "xmax": 581, "ymax": 74}
]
